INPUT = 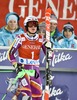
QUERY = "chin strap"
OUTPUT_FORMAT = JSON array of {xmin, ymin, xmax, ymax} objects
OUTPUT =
[{"xmin": 28, "ymin": 30, "xmax": 37, "ymax": 35}]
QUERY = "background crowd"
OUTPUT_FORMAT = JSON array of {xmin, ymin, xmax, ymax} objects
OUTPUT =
[{"xmin": 0, "ymin": 12, "xmax": 77, "ymax": 48}]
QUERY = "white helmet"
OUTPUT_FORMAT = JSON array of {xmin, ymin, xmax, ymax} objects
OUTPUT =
[{"xmin": 24, "ymin": 15, "xmax": 38, "ymax": 26}]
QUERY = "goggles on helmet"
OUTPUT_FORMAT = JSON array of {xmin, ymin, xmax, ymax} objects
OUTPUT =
[
  {"xmin": 24, "ymin": 16, "xmax": 38, "ymax": 26},
  {"xmin": 27, "ymin": 21, "xmax": 38, "ymax": 27}
]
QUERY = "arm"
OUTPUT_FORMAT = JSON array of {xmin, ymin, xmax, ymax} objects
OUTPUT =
[
  {"xmin": 0, "ymin": 38, "xmax": 4, "ymax": 46},
  {"xmin": 0, "ymin": 32, "xmax": 4, "ymax": 46},
  {"xmin": 42, "ymin": 42, "xmax": 46, "ymax": 54},
  {"xmin": 42, "ymin": 42, "xmax": 54, "ymax": 59},
  {"xmin": 8, "ymin": 35, "xmax": 22, "ymax": 66}
]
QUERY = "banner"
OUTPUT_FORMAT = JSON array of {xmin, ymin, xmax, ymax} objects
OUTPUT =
[
  {"xmin": 0, "ymin": 0, "xmax": 77, "ymax": 34},
  {"xmin": 0, "ymin": 47, "xmax": 77, "ymax": 100},
  {"xmin": 48, "ymin": 85, "xmax": 69, "ymax": 100},
  {"xmin": 0, "ymin": 47, "xmax": 77, "ymax": 71}
]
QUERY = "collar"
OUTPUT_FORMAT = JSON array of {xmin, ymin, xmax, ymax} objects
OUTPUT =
[
  {"xmin": 24, "ymin": 33, "xmax": 38, "ymax": 40},
  {"xmin": 50, "ymin": 30, "xmax": 55, "ymax": 37}
]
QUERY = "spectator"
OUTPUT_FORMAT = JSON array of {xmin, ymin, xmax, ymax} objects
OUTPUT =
[
  {"xmin": 50, "ymin": 14, "xmax": 62, "ymax": 46},
  {"xmin": 55, "ymin": 22, "xmax": 77, "ymax": 48},
  {"xmin": 39, "ymin": 21, "xmax": 46, "ymax": 36},
  {"xmin": 0, "ymin": 12, "xmax": 24, "ymax": 46},
  {"xmin": 39, "ymin": 14, "xmax": 61, "ymax": 47}
]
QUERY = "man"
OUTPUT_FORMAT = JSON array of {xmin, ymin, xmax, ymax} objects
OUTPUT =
[
  {"xmin": 8, "ymin": 15, "xmax": 46, "ymax": 100},
  {"xmin": 56, "ymin": 22, "xmax": 77, "ymax": 48},
  {"xmin": 39, "ymin": 14, "xmax": 61, "ymax": 47},
  {"xmin": 0, "ymin": 12, "xmax": 24, "ymax": 46},
  {"xmin": 50, "ymin": 14, "xmax": 61, "ymax": 46}
]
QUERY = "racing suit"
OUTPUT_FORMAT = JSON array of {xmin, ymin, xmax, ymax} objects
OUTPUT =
[{"xmin": 8, "ymin": 32, "xmax": 45, "ymax": 100}]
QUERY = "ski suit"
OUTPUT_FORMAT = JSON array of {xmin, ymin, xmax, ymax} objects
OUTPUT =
[{"xmin": 8, "ymin": 33, "xmax": 45, "ymax": 100}]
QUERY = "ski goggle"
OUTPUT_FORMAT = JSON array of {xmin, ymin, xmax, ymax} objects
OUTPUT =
[{"xmin": 27, "ymin": 21, "xmax": 38, "ymax": 27}]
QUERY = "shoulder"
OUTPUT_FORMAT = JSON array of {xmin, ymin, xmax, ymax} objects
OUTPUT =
[
  {"xmin": 18, "ymin": 27, "xmax": 24, "ymax": 31},
  {"xmin": 20, "ymin": 33, "xmax": 25, "ymax": 37},
  {"xmin": 56, "ymin": 36, "xmax": 64, "ymax": 46},
  {"xmin": 0, "ymin": 26, "xmax": 11, "ymax": 34},
  {"xmin": 0, "ymin": 26, "xmax": 6, "ymax": 32},
  {"xmin": 0, "ymin": 28, "xmax": 5, "ymax": 35},
  {"xmin": 74, "ymin": 36, "xmax": 77, "ymax": 44},
  {"xmin": 16, "ymin": 33, "xmax": 25, "ymax": 38},
  {"xmin": 55, "ymin": 28, "xmax": 61, "ymax": 35},
  {"xmin": 38, "ymin": 34, "xmax": 43, "ymax": 38},
  {"xmin": 15, "ymin": 27, "xmax": 24, "ymax": 34},
  {"xmin": 56, "ymin": 36, "xmax": 63, "ymax": 41},
  {"xmin": 38, "ymin": 34, "xmax": 45, "ymax": 42},
  {"xmin": 74, "ymin": 36, "xmax": 77, "ymax": 40}
]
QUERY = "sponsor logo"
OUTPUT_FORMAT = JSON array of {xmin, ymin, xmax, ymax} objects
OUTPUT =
[
  {"xmin": 0, "ymin": 51, "xmax": 17, "ymax": 62},
  {"xmin": 19, "ymin": 58, "xmax": 39, "ymax": 65},
  {"xmin": 52, "ymin": 52, "xmax": 72, "ymax": 67},
  {"xmin": 49, "ymin": 87, "xmax": 63, "ymax": 97},
  {"xmin": 42, "ymin": 52, "xmax": 72, "ymax": 67},
  {"xmin": 22, "ymin": 45, "xmax": 41, "ymax": 49},
  {"xmin": 0, "ymin": 51, "xmax": 7, "ymax": 62}
]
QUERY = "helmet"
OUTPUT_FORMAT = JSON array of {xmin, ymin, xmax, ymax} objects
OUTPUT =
[{"xmin": 24, "ymin": 15, "xmax": 38, "ymax": 26}]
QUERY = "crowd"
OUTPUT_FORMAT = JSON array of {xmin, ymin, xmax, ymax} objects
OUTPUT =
[
  {"xmin": 0, "ymin": 11, "xmax": 77, "ymax": 100},
  {"xmin": 39, "ymin": 14, "xmax": 77, "ymax": 48},
  {"xmin": 0, "ymin": 12, "xmax": 77, "ymax": 48}
]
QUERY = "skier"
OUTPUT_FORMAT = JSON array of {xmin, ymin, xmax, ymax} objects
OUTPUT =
[{"xmin": 8, "ymin": 15, "xmax": 46, "ymax": 100}]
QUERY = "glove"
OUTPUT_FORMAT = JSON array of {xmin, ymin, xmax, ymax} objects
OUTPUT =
[
  {"xmin": 35, "ymin": 70, "xmax": 39, "ymax": 79},
  {"xmin": 48, "ymin": 50, "xmax": 54, "ymax": 58},
  {"xmin": 12, "ymin": 62, "xmax": 23, "ymax": 73},
  {"xmin": 15, "ymin": 64, "xmax": 23, "ymax": 73},
  {"xmin": 45, "ymin": 41, "xmax": 53, "ymax": 49}
]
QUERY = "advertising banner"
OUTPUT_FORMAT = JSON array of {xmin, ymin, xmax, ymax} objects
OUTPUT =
[
  {"xmin": 40, "ymin": 49, "xmax": 77, "ymax": 69},
  {"xmin": 0, "ymin": 0, "xmax": 77, "ymax": 34},
  {"xmin": 0, "ymin": 47, "xmax": 77, "ymax": 70},
  {"xmin": 0, "ymin": 47, "xmax": 77, "ymax": 100}
]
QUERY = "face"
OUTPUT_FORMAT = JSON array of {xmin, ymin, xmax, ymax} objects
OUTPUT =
[
  {"xmin": 39, "ymin": 26, "xmax": 46, "ymax": 33},
  {"xmin": 50, "ymin": 23, "xmax": 57, "ymax": 32},
  {"xmin": 7, "ymin": 20, "xmax": 18, "ymax": 30},
  {"xmin": 64, "ymin": 30, "xmax": 72, "ymax": 38},
  {"xmin": 27, "ymin": 21, "xmax": 38, "ymax": 34}
]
